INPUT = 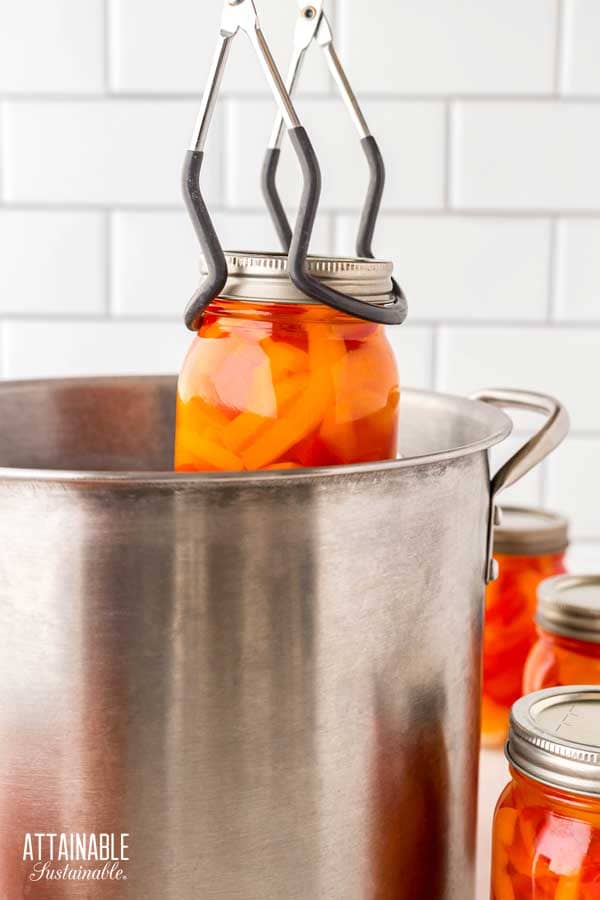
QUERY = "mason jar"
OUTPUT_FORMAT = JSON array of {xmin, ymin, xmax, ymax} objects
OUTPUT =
[
  {"xmin": 482, "ymin": 507, "xmax": 569, "ymax": 748},
  {"xmin": 524, "ymin": 575, "xmax": 600, "ymax": 693},
  {"xmin": 175, "ymin": 253, "xmax": 400, "ymax": 472},
  {"xmin": 491, "ymin": 686, "xmax": 600, "ymax": 900}
]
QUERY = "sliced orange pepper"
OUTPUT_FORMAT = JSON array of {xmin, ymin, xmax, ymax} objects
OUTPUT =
[
  {"xmin": 496, "ymin": 807, "xmax": 519, "ymax": 846},
  {"xmin": 177, "ymin": 396, "xmax": 232, "ymax": 433},
  {"xmin": 240, "ymin": 372, "xmax": 331, "ymax": 470},
  {"xmin": 261, "ymin": 337, "xmax": 308, "ymax": 380},
  {"xmin": 288, "ymin": 430, "xmax": 330, "ymax": 467},
  {"xmin": 319, "ymin": 386, "xmax": 358, "ymax": 463},
  {"xmin": 200, "ymin": 320, "xmax": 227, "ymax": 339},
  {"xmin": 492, "ymin": 845, "xmax": 516, "ymax": 900},
  {"xmin": 555, "ymin": 875, "xmax": 582, "ymax": 900},
  {"xmin": 274, "ymin": 373, "xmax": 309, "ymax": 410},
  {"xmin": 353, "ymin": 389, "xmax": 400, "ymax": 463},
  {"xmin": 240, "ymin": 327, "xmax": 344, "ymax": 470},
  {"xmin": 174, "ymin": 439, "xmax": 219, "ymax": 471},
  {"xmin": 177, "ymin": 434, "xmax": 243, "ymax": 471},
  {"xmin": 307, "ymin": 324, "xmax": 347, "ymax": 371},
  {"xmin": 320, "ymin": 416, "xmax": 357, "ymax": 463},
  {"xmin": 509, "ymin": 834, "xmax": 534, "ymax": 878},
  {"xmin": 517, "ymin": 811, "xmax": 539, "ymax": 853},
  {"xmin": 175, "ymin": 303, "xmax": 399, "ymax": 472},
  {"xmin": 221, "ymin": 412, "xmax": 271, "ymax": 454}
]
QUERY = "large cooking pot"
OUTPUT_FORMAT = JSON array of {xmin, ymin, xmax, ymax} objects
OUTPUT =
[{"xmin": 0, "ymin": 377, "xmax": 568, "ymax": 900}]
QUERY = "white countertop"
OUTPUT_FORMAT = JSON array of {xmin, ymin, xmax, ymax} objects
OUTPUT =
[{"xmin": 476, "ymin": 749, "xmax": 511, "ymax": 900}]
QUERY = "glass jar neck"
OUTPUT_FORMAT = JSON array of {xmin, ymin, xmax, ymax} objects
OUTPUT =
[
  {"xmin": 510, "ymin": 766, "xmax": 600, "ymax": 818},
  {"xmin": 495, "ymin": 551, "xmax": 566, "ymax": 567},
  {"xmin": 210, "ymin": 296, "xmax": 379, "ymax": 327},
  {"xmin": 537, "ymin": 627, "xmax": 600, "ymax": 658}
]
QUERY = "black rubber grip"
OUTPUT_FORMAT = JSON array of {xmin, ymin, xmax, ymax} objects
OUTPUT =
[
  {"xmin": 262, "ymin": 147, "xmax": 293, "ymax": 251},
  {"xmin": 357, "ymin": 135, "xmax": 385, "ymax": 260},
  {"xmin": 182, "ymin": 149, "xmax": 229, "ymax": 332},
  {"xmin": 358, "ymin": 135, "xmax": 405, "ymax": 311},
  {"xmin": 287, "ymin": 127, "xmax": 407, "ymax": 326}
]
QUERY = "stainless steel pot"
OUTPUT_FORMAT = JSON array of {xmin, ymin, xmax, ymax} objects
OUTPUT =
[{"xmin": 0, "ymin": 377, "xmax": 568, "ymax": 900}]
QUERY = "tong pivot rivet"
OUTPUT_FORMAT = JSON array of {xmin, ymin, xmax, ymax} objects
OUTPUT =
[{"xmin": 303, "ymin": 6, "xmax": 317, "ymax": 18}]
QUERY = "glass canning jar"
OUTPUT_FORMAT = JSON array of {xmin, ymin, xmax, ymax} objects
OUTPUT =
[
  {"xmin": 524, "ymin": 575, "xmax": 600, "ymax": 693},
  {"xmin": 175, "ymin": 253, "xmax": 400, "ymax": 472},
  {"xmin": 491, "ymin": 686, "xmax": 600, "ymax": 900},
  {"xmin": 482, "ymin": 507, "xmax": 569, "ymax": 748}
]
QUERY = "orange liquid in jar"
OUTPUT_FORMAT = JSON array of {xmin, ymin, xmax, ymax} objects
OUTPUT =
[
  {"xmin": 175, "ymin": 299, "xmax": 400, "ymax": 472},
  {"xmin": 491, "ymin": 768, "xmax": 600, "ymax": 900},
  {"xmin": 524, "ymin": 631, "xmax": 600, "ymax": 694},
  {"xmin": 482, "ymin": 552, "xmax": 567, "ymax": 748}
]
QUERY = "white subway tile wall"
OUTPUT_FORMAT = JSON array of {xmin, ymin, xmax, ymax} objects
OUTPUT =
[
  {"xmin": 562, "ymin": 0, "xmax": 600, "ymax": 96},
  {"xmin": 0, "ymin": 0, "xmax": 598, "ymax": 560}
]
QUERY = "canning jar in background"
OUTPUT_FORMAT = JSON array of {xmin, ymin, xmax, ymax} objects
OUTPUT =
[
  {"xmin": 490, "ymin": 687, "xmax": 600, "ymax": 900},
  {"xmin": 524, "ymin": 575, "xmax": 600, "ymax": 693},
  {"xmin": 482, "ymin": 508, "xmax": 569, "ymax": 748},
  {"xmin": 175, "ymin": 253, "xmax": 400, "ymax": 472}
]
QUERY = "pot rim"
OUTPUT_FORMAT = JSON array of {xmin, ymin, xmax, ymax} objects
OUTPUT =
[{"xmin": 0, "ymin": 376, "xmax": 512, "ymax": 486}]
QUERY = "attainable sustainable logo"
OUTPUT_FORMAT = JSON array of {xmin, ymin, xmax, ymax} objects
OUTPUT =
[{"xmin": 22, "ymin": 832, "xmax": 130, "ymax": 882}]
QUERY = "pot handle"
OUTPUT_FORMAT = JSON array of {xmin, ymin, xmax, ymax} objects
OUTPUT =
[{"xmin": 472, "ymin": 389, "xmax": 570, "ymax": 583}]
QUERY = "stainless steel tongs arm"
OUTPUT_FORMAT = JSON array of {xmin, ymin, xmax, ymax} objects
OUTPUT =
[
  {"xmin": 267, "ymin": 1, "xmax": 325, "ymax": 153},
  {"xmin": 192, "ymin": 1, "xmax": 301, "ymax": 153},
  {"xmin": 263, "ymin": 0, "xmax": 386, "ymax": 261},
  {"xmin": 183, "ymin": 0, "xmax": 308, "ymax": 330},
  {"xmin": 314, "ymin": 15, "xmax": 370, "ymax": 140}
]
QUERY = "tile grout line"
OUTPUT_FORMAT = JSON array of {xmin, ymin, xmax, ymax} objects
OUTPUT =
[
  {"xmin": 430, "ymin": 326, "xmax": 441, "ymax": 391},
  {"xmin": 0, "ymin": 100, "xmax": 5, "ymax": 206},
  {"xmin": 554, "ymin": 0, "xmax": 567, "ymax": 97},
  {"xmin": 3, "ymin": 204, "xmax": 600, "ymax": 219},
  {"xmin": 104, "ymin": 211, "xmax": 114, "ymax": 319},
  {"xmin": 102, "ymin": 0, "xmax": 112, "ymax": 94},
  {"xmin": 444, "ymin": 100, "xmax": 453, "ymax": 210},
  {"xmin": 2, "ymin": 312, "xmax": 600, "ymax": 329},
  {"xmin": 539, "ymin": 459, "xmax": 549, "ymax": 508},
  {"xmin": 221, "ymin": 100, "xmax": 232, "ymax": 210},
  {"xmin": 547, "ymin": 217, "xmax": 560, "ymax": 323},
  {"xmin": 3, "ymin": 92, "xmax": 600, "ymax": 103},
  {"xmin": 328, "ymin": 213, "xmax": 337, "ymax": 256},
  {"xmin": 328, "ymin": 0, "xmax": 339, "ymax": 98}
]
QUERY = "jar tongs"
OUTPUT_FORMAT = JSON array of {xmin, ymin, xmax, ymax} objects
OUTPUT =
[
  {"xmin": 264, "ymin": 0, "xmax": 388, "ymax": 266},
  {"xmin": 182, "ymin": 0, "xmax": 407, "ymax": 330}
]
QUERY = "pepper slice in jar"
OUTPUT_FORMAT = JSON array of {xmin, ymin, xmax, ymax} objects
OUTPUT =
[
  {"xmin": 492, "ymin": 778, "xmax": 600, "ymax": 900},
  {"xmin": 482, "ymin": 550, "xmax": 567, "ymax": 748},
  {"xmin": 523, "ymin": 576, "xmax": 600, "ymax": 694},
  {"xmin": 175, "ymin": 301, "xmax": 400, "ymax": 472}
]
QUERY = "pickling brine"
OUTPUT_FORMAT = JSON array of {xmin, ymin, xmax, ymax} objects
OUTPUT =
[
  {"xmin": 524, "ymin": 575, "xmax": 600, "ymax": 693},
  {"xmin": 492, "ymin": 769, "xmax": 600, "ymax": 900},
  {"xmin": 482, "ymin": 508, "xmax": 569, "ymax": 748},
  {"xmin": 175, "ymin": 256, "xmax": 401, "ymax": 472},
  {"xmin": 491, "ymin": 687, "xmax": 600, "ymax": 900}
]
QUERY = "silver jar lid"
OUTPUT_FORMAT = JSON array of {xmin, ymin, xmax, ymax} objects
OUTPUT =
[
  {"xmin": 494, "ymin": 506, "xmax": 569, "ymax": 557},
  {"xmin": 508, "ymin": 687, "xmax": 600, "ymax": 797},
  {"xmin": 201, "ymin": 251, "xmax": 396, "ymax": 307},
  {"xmin": 537, "ymin": 575, "xmax": 600, "ymax": 644}
]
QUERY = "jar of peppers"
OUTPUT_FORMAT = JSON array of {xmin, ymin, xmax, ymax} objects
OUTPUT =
[
  {"xmin": 482, "ymin": 507, "xmax": 569, "ymax": 748},
  {"xmin": 491, "ymin": 686, "xmax": 600, "ymax": 900},
  {"xmin": 524, "ymin": 575, "xmax": 600, "ymax": 693},
  {"xmin": 175, "ymin": 253, "xmax": 400, "ymax": 472}
]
